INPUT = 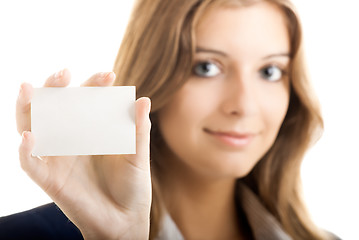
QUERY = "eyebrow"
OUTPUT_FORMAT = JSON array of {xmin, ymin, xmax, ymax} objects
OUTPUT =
[
  {"xmin": 263, "ymin": 53, "xmax": 291, "ymax": 60},
  {"xmin": 196, "ymin": 47, "xmax": 228, "ymax": 56},
  {"xmin": 195, "ymin": 46, "xmax": 291, "ymax": 59}
]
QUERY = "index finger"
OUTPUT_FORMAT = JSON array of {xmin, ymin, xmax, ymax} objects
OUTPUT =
[
  {"xmin": 16, "ymin": 83, "xmax": 33, "ymax": 134},
  {"xmin": 16, "ymin": 69, "xmax": 71, "ymax": 135}
]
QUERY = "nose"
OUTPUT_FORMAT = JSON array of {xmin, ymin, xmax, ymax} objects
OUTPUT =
[{"xmin": 221, "ymin": 71, "xmax": 259, "ymax": 117}]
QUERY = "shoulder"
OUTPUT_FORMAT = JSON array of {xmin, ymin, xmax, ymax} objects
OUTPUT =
[
  {"xmin": 0, "ymin": 203, "xmax": 83, "ymax": 240},
  {"xmin": 326, "ymin": 231, "xmax": 342, "ymax": 240}
]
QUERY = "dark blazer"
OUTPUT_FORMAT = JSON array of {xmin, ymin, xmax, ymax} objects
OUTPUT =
[{"xmin": 0, "ymin": 203, "xmax": 83, "ymax": 240}]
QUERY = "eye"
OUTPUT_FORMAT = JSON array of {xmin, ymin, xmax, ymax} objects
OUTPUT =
[
  {"xmin": 193, "ymin": 61, "xmax": 221, "ymax": 78},
  {"xmin": 259, "ymin": 65, "xmax": 285, "ymax": 82}
]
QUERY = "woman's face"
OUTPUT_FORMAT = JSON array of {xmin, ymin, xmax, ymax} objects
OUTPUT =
[{"xmin": 158, "ymin": 2, "xmax": 291, "ymax": 179}]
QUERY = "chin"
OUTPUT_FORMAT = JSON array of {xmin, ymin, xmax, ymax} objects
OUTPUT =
[
  {"xmin": 203, "ymin": 159, "xmax": 258, "ymax": 180},
  {"xmin": 227, "ymin": 166, "xmax": 255, "ymax": 179},
  {"xmin": 201, "ymin": 149, "xmax": 265, "ymax": 179}
]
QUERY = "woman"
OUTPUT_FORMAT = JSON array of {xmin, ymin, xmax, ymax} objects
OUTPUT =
[{"xmin": 2, "ymin": 0, "xmax": 337, "ymax": 239}]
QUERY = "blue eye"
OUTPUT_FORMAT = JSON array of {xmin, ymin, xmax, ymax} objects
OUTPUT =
[
  {"xmin": 193, "ymin": 62, "xmax": 220, "ymax": 77},
  {"xmin": 260, "ymin": 65, "xmax": 284, "ymax": 82}
]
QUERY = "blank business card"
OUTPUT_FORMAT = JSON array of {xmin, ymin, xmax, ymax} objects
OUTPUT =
[{"xmin": 31, "ymin": 86, "xmax": 136, "ymax": 156}]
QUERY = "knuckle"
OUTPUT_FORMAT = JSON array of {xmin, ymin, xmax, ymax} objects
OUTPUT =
[
  {"xmin": 17, "ymin": 123, "xmax": 30, "ymax": 135},
  {"xmin": 138, "ymin": 118, "xmax": 152, "ymax": 135},
  {"xmin": 144, "ymin": 116, "xmax": 152, "ymax": 128}
]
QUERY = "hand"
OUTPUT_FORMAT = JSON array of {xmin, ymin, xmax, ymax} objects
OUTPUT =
[{"xmin": 16, "ymin": 69, "xmax": 152, "ymax": 240}]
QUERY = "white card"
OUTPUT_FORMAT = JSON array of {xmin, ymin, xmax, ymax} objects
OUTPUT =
[{"xmin": 31, "ymin": 86, "xmax": 136, "ymax": 156}]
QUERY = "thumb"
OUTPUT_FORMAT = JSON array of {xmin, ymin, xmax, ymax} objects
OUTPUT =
[{"xmin": 133, "ymin": 97, "xmax": 151, "ymax": 169}]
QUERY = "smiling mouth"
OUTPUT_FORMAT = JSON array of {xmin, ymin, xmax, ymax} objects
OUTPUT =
[{"xmin": 203, "ymin": 128, "xmax": 256, "ymax": 148}]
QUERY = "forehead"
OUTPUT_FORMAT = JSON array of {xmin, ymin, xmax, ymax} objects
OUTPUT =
[{"xmin": 195, "ymin": 1, "xmax": 290, "ymax": 59}]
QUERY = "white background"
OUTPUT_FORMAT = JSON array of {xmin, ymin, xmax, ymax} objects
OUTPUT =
[{"xmin": 0, "ymin": 1, "xmax": 358, "ymax": 239}]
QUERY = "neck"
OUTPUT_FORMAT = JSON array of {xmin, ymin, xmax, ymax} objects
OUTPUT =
[{"xmin": 159, "ymin": 155, "xmax": 244, "ymax": 240}]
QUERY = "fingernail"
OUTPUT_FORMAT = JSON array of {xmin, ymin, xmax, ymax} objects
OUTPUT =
[
  {"xmin": 19, "ymin": 85, "xmax": 23, "ymax": 96},
  {"xmin": 108, "ymin": 72, "xmax": 116, "ymax": 81},
  {"xmin": 102, "ymin": 72, "xmax": 112, "ymax": 80},
  {"xmin": 54, "ymin": 69, "xmax": 64, "ymax": 81}
]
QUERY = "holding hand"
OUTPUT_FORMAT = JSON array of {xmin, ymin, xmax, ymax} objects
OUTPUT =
[{"xmin": 16, "ymin": 69, "xmax": 152, "ymax": 239}]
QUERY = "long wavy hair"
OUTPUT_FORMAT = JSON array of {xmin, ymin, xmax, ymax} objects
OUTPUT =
[{"xmin": 113, "ymin": 0, "xmax": 330, "ymax": 239}]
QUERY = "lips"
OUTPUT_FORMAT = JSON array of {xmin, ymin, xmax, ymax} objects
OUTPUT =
[{"xmin": 204, "ymin": 128, "xmax": 256, "ymax": 148}]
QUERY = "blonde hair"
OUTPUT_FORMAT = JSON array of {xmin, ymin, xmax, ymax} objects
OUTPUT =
[{"xmin": 113, "ymin": 0, "xmax": 330, "ymax": 239}]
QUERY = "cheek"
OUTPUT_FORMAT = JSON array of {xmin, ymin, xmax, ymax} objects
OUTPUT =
[
  {"xmin": 260, "ymin": 84, "xmax": 290, "ymax": 131},
  {"xmin": 158, "ymin": 85, "xmax": 208, "ymax": 141},
  {"xmin": 163, "ymin": 83, "xmax": 217, "ymax": 124},
  {"xmin": 157, "ymin": 83, "xmax": 219, "ymax": 162}
]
